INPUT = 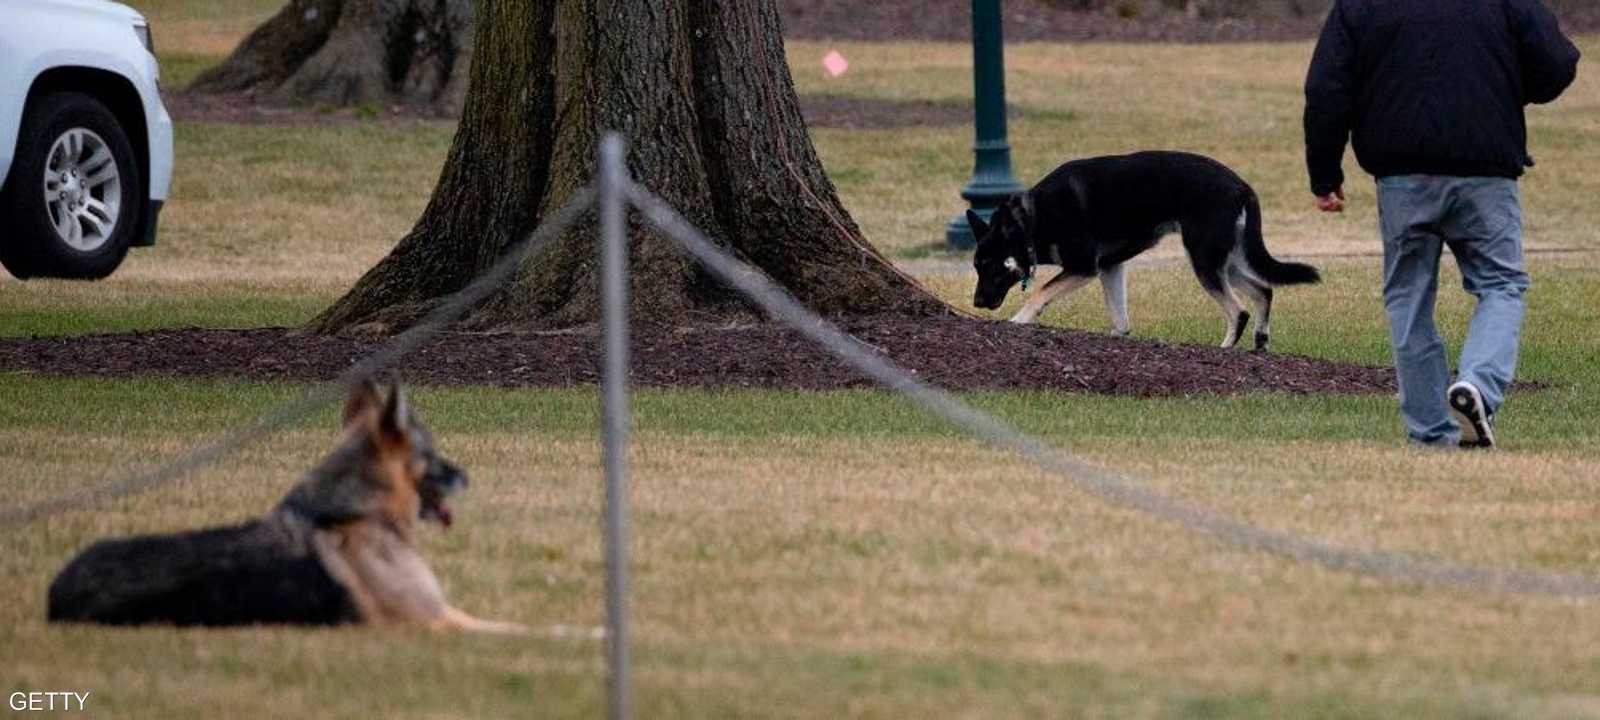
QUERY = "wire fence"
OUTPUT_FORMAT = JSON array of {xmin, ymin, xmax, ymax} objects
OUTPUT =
[
  {"xmin": 597, "ymin": 136, "xmax": 634, "ymax": 720},
  {"xmin": 0, "ymin": 188, "xmax": 594, "ymax": 528},
  {"xmin": 8, "ymin": 134, "xmax": 1600, "ymax": 718},
  {"xmin": 628, "ymin": 177, "xmax": 1600, "ymax": 599}
]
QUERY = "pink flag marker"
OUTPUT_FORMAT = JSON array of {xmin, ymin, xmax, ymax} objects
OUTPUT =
[{"xmin": 822, "ymin": 50, "xmax": 849, "ymax": 78}]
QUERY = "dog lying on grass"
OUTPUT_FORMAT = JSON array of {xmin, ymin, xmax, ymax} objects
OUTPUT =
[
  {"xmin": 48, "ymin": 380, "xmax": 525, "ymax": 633},
  {"xmin": 969, "ymin": 151, "xmax": 1320, "ymax": 350}
]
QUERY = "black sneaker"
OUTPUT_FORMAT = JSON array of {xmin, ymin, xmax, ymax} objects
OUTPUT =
[{"xmin": 1448, "ymin": 381, "xmax": 1495, "ymax": 449}]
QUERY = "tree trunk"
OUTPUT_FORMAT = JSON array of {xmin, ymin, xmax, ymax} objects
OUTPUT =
[
  {"xmin": 188, "ymin": 0, "xmax": 475, "ymax": 113},
  {"xmin": 311, "ymin": 0, "xmax": 947, "ymax": 333}
]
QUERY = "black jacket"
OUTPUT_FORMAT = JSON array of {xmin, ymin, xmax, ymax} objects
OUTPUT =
[{"xmin": 1304, "ymin": 0, "xmax": 1580, "ymax": 195}]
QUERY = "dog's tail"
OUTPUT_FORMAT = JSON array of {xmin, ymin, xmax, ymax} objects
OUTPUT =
[{"xmin": 1241, "ymin": 194, "xmax": 1320, "ymax": 285}]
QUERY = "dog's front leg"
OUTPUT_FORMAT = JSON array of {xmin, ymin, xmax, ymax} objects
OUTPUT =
[
  {"xmin": 1009, "ymin": 272, "xmax": 1095, "ymax": 324},
  {"xmin": 435, "ymin": 605, "xmax": 531, "ymax": 635},
  {"xmin": 311, "ymin": 528, "xmax": 387, "ymax": 623},
  {"xmin": 1099, "ymin": 263, "xmax": 1130, "ymax": 335}
]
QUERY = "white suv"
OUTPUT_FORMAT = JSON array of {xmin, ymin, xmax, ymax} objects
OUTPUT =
[{"xmin": 0, "ymin": 0, "xmax": 173, "ymax": 279}]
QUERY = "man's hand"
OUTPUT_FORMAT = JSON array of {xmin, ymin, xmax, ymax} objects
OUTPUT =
[{"xmin": 1315, "ymin": 189, "xmax": 1346, "ymax": 213}]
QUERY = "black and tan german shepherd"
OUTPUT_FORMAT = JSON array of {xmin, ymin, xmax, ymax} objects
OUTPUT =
[
  {"xmin": 48, "ymin": 380, "xmax": 525, "ymax": 633},
  {"xmin": 968, "ymin": 151, "xmax": 1320, "ymax": 350}
]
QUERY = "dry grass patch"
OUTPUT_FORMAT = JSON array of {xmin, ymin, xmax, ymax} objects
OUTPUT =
[
  {"xmin": 0, "ymin": 122, "xmax": 452, "ymax": 333},
  {"xmin": 4, "ymin": 9, "xmax": 1600, "ymax": 713},
  {"xmin": 792, "ymin": 38, "xmax": 1600, "ymax": 258},
  {"xmin": 5, "ymin": 395, "xmax": 1600, "ymax": 715},
  {"xmin": 130, "ymin": 0, "xmax": 283, "ymax": 57}
]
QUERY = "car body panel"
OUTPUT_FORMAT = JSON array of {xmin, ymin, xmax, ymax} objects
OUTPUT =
[{"xmin": 0, "ymin": 0, "xmax": 172, "ymax": 208}]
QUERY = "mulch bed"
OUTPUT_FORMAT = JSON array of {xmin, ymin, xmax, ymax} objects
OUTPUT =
[
  {"xmin": 165, "ymin": 3, "xmax": 1600, "ymax": 127},
  {"xmin": 161, "ymin": 91, "xmax": 449, "ymax": 126},
  {"xmin": 784, "ymin": 1, "xmax": 1320, "ymax": 43},
  {"xmin": 0, "ymin": 317, "xmax": 1397, "ymax": 397},
  {"xmin": 781, "ymin": 0, "xmax": 1600, "ymax": 43},
  {"xmin": 164, "ymin": 91, "xmax": 998, "ymax": 131},
  {"xmin": 797, "ymin": 95, "xmax": 1015, "ymax": 130}
]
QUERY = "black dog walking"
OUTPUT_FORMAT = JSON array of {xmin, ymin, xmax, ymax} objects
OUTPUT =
[{"xmin": 968, "ymin": 151, "xmax": 1319, "ymax": 350}]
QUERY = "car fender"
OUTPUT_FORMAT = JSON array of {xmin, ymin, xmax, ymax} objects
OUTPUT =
[{"xmin": 0, "ymin": 4, "xmax": 169, "ymax": 202}]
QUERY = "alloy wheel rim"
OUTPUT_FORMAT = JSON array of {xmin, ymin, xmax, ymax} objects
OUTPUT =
[{"xmin": 42, "ymin": 128, "xmax": 121, "ymax": 252}]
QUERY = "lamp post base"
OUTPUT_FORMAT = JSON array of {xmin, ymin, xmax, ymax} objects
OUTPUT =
[
  {"xmin": 946, "ymin": 174, "xmax": 1026, "ymax": 251},
  {"xmin": 946, "ymin": 212, "xmax": 980, "ymax": 251},
  {"xmin": 934, "ymin": 209, "xmax": 985, "ymax": 251}
]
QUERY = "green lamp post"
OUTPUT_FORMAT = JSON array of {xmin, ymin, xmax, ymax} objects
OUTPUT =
[{"xmin": 946, "ymin": 0, "xmax": 1025, "ymax": 251}]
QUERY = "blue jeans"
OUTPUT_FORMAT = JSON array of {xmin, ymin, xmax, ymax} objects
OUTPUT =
[{"xmin": 1376, "ymin": 176, "xmax": 1530, "ymax": 446}]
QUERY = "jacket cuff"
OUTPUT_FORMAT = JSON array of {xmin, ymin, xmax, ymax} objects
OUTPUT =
[{"xmin": 1310, "ymin": 176, "xmax": 1343, "ymax": 196}]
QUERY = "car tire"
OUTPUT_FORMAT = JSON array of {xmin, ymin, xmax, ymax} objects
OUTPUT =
[{"xmin": 0, "ymin": 92, "xmax": 142, "ymax": 280}]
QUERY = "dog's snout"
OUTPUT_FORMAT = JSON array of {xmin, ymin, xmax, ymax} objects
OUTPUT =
[
  {"xmin": 973, "ymin": 288, "xmax": 1005, "ymax": 310},
  {"xmin": 443, "ymin": 462, "xmax": 468, "ymax": 489},
  {"xmin": 429, "ymin": 459, "xmax": 468, "ymax": 490}
]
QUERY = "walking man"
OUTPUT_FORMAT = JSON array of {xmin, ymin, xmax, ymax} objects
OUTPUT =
[{"xmin": 1304, "ymin": 0, "xmax": 1579, "ymax": 448}]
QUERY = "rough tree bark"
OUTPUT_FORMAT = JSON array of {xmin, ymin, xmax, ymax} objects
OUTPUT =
[
  {"xmin": 189, "ymin": 0, "xmax": 475, "ymax": 112},
  {"xmin": 310, "ymin": 0, "xmax": 947, "ymax": 333}
]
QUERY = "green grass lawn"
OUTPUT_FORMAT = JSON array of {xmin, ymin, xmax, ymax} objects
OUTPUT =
[{"xmin": 3, "ymin": 3, "xmax": 1600, "ymax": 717}]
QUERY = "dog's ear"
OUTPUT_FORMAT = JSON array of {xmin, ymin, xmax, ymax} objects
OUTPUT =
[
  {"xmin": 343, "ymin": 379, "xmax": 383, "ymax": 428},
  {"xmin": 1010, "ymin": 192, "xmax": 1034, "ymax": 226},
  {"xmin": 965, "ymin": 209, "xmax": 989, "ymax": 238},
  {"xmin": 380, "ymin": 379, "xmax": 412, "ymax": 440}
]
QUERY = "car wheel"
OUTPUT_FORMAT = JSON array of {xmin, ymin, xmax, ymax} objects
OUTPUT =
[{"xmin": 0, "ymin": 92, "xmax": 142, "ymax": 280}]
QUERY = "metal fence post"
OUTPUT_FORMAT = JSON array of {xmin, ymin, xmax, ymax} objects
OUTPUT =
[{"xmin": 598, "ymin": 132, "xmax": 633, "ymax": 720}]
